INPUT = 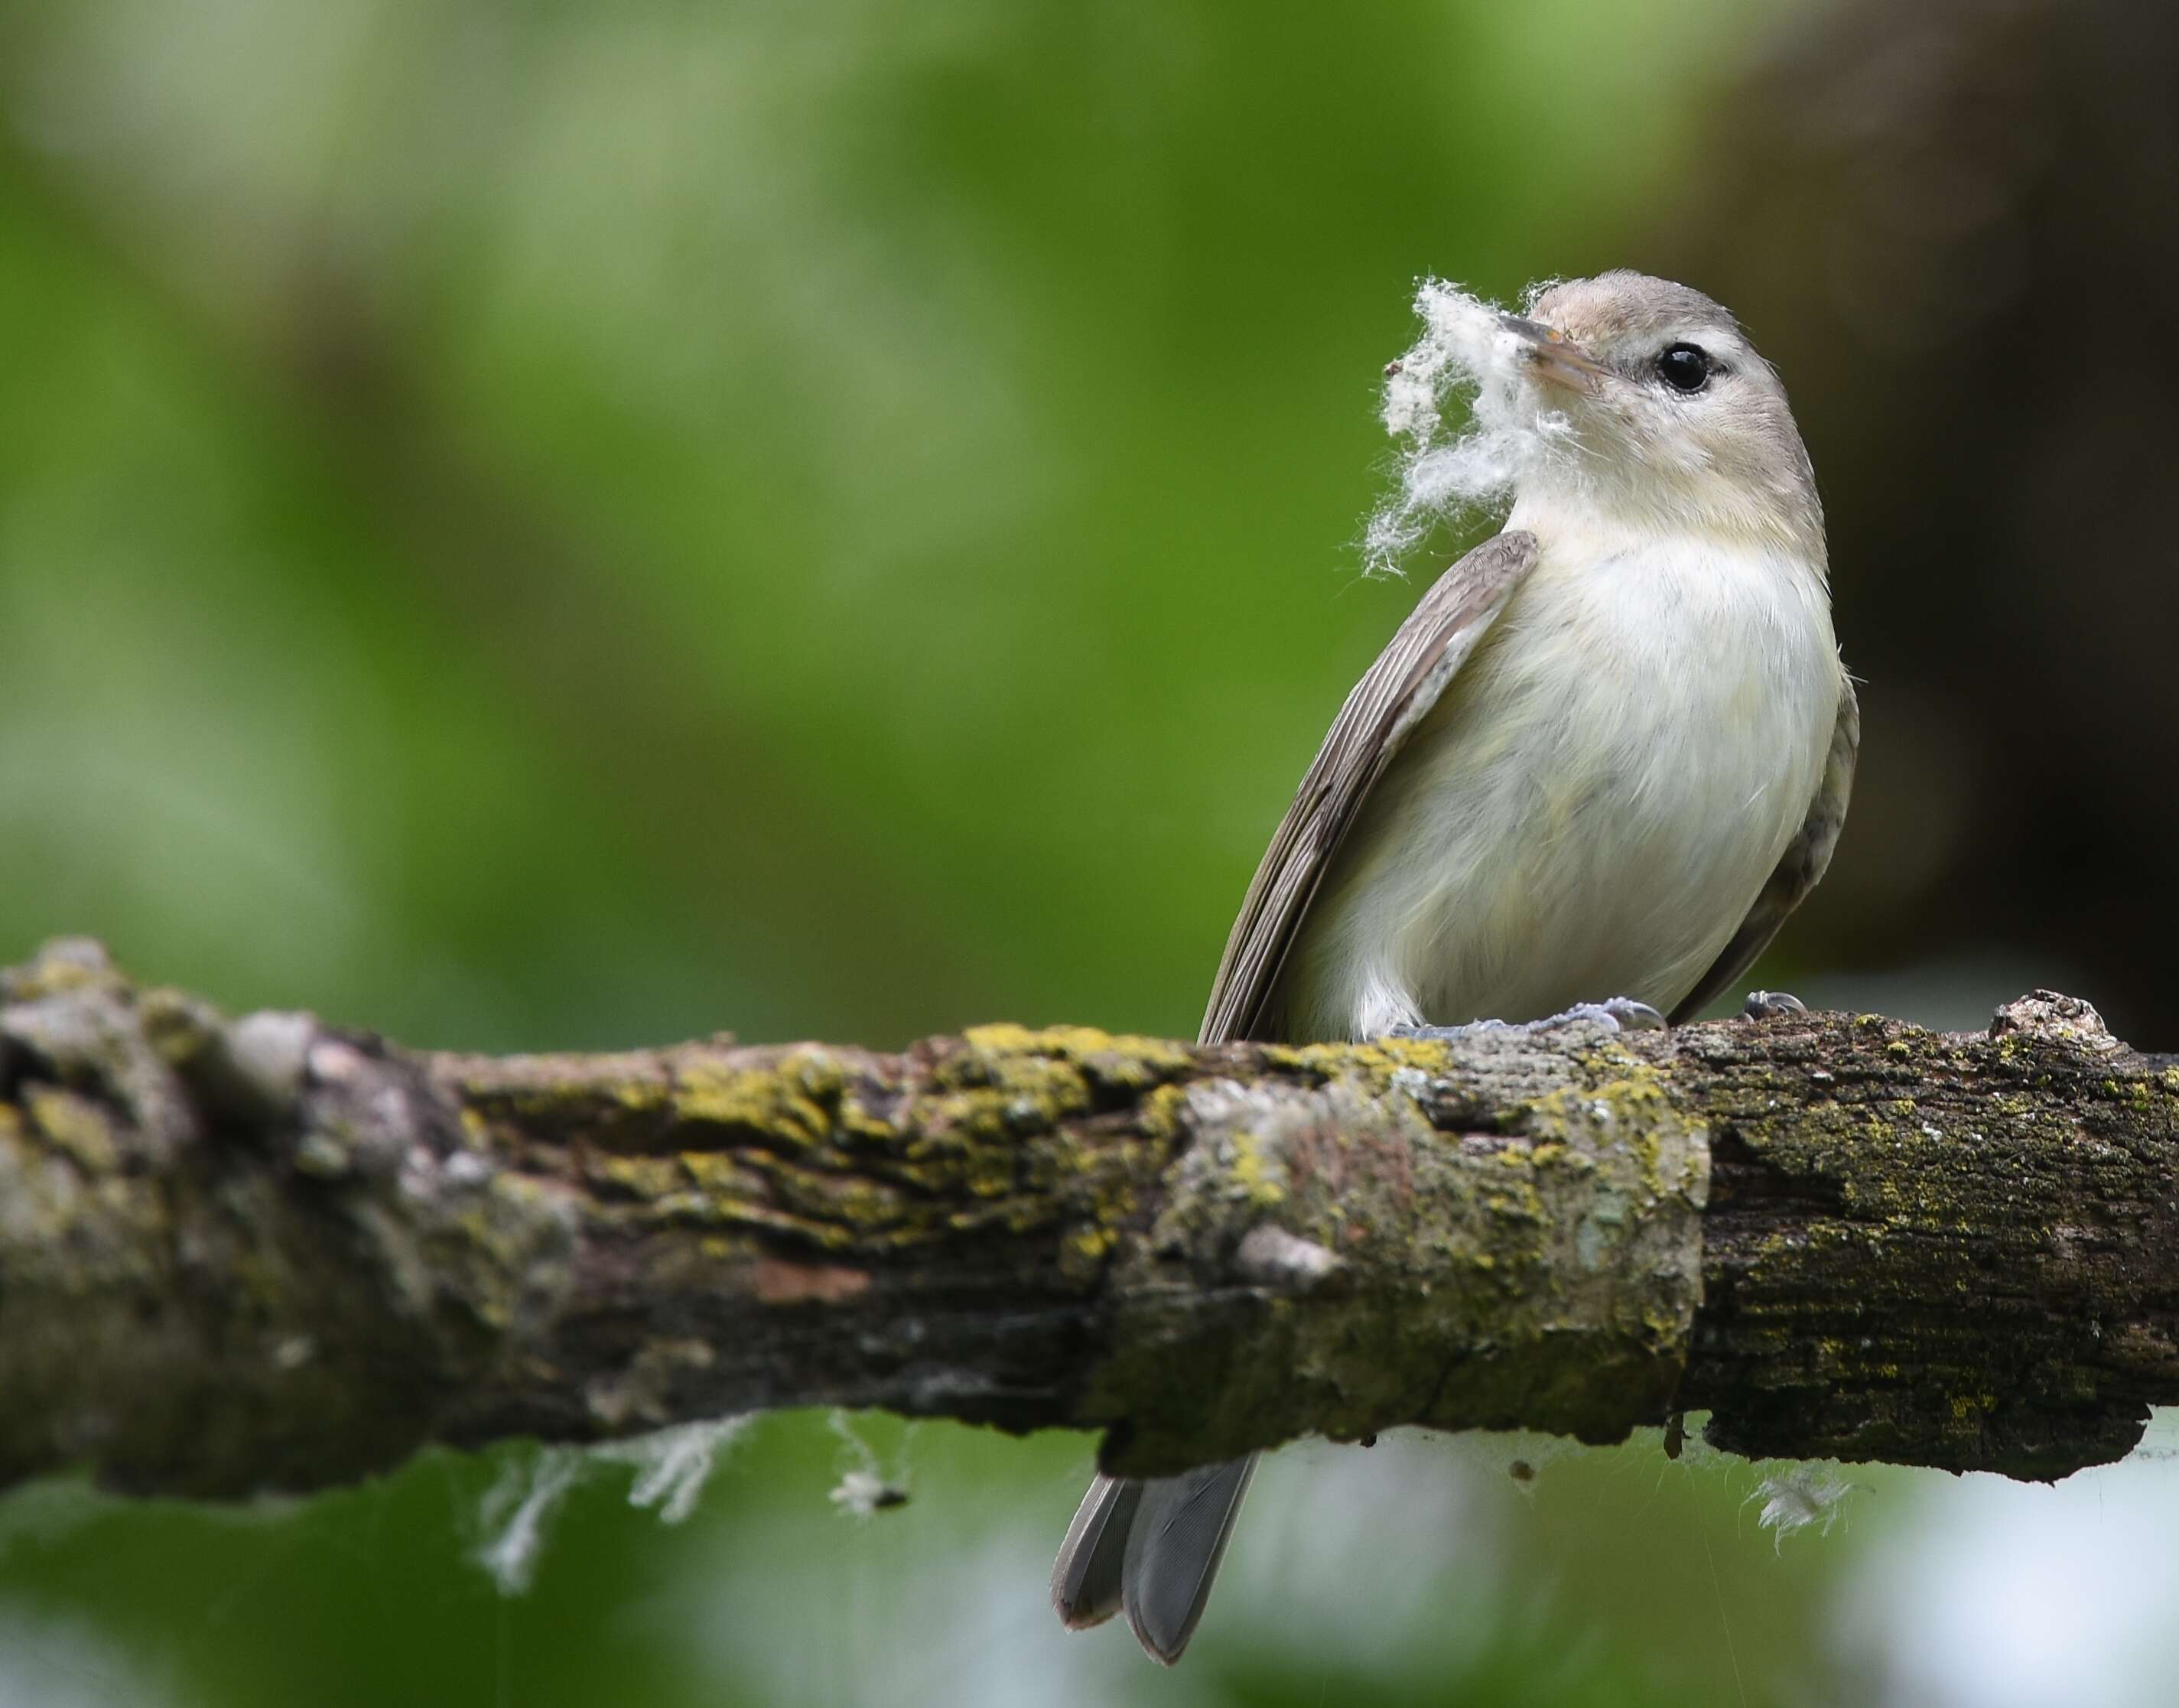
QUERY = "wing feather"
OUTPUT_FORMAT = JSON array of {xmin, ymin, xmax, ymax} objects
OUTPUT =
[
  {"xmin": 1198, "ymin": 530, "xmax": 1540, "ymax": 1045},
  {"xmin": 1668, "ymin": 673, "xmax": 1860, "ymax": 1023}
]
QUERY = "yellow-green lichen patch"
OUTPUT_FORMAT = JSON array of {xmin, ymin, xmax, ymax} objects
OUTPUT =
[
  {"xmin": 1259, "ymin": 1036, "xmax": 1455, "ymax": 1092},
  {"xmin": 672, "ymin": 1062, "xmax": 831, "ymax": 1150},
  {"xmin": 957, "ymin": 1024, "xmax": 1195, "ymax": 1098},
  {"xmin": 548, "ymin": 1028, "xmax": 1201, "ymax": 1271},
  {"xmin": 1229, "ymin": 1132, "xmax": 1286, "ymax": 1208},
  {"xmin": 24, "ymin": 1087, "xmax": 120, "ymax": 1176},
  {"xmin": 591, "ymin": 1153, "xmax": 682, "ymax": 1202},
  {"xmin": 716, "ymin": 1150, "xmax": 913, "ymax": 1232},
  {"xmin": 1063, "ymin": 1224, "xmax": 1119, "ymax": 1280},
  {"xmin": 605, "ymin": 1073, "xmax": 672, "ymax": 1117},
  {"xmin": 833, "ymin": 1090, "xmax": 902, "ymax": 1147},
  {"xmin": 1080, "ymin": 1037, "xmax": 1707, "ymax": 1475},
  {"xmin": 2102, "ymin": 1076, "xmax": 2163, "ymax": 1115},
  {"xmin": 957, "ymin": 1022, "xmax": 1087, "ymax": 1058},
  {"xmin": 1481, "ymin": 1170, "xmax": 1546, "ymax": 1228},
  {"xmin": 137, "ymin": 986, "xmax": 226, "ymax": 1068},
  {"xmin": 1130, "ymin": 1082, "xmax": 1193, "ymax": 1146},
  {"xmin": 1517, "ymin": 1060, "xmax": 1693, "ymax": 1205},
  {"xmin": 5, "ymin": 948, "xmax": 106, "ymax": 1002}
]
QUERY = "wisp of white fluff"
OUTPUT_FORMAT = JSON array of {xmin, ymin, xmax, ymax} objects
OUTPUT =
[
  {"xmin": 1747, "ymin": 1466, "xmax": 1862, "ymax": 1552},
  {"xmin": 826, "ymin": 1408, "xmax": 912, "ymax": 1518},
  {"xmin": 474, "ymin": 1416, "xmax": 752, "ymax": 1595},
  {"xmin": 1364, "ymin": 279, "xmax": 1573, "ymax": 579}
]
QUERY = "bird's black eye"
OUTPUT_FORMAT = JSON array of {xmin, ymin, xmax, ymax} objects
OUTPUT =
[{"xmin": 1656, "ymin": 342, "xmax": 1712, "ymax": 392}]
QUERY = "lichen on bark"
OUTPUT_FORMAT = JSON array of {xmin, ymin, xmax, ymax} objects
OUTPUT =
[{"xmin": 2, "ymin": 939, "xmax": 2176, "ymax": 1502}]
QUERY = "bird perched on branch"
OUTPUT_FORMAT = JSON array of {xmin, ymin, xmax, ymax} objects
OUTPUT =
[{"xmin": 1052, "ymin": 270, "xmax": 1858, "ymax": 1664}]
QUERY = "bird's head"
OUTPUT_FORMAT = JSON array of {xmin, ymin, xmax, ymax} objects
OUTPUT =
[{"xmin": 1504, "ymin": 272, "xmax": 1823, "ymax": 561}]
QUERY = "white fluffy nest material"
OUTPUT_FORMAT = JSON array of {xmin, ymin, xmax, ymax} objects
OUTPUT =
[{"xmin": 1364, "ymin": 278, "xmax": 1574, "ymax": 578}]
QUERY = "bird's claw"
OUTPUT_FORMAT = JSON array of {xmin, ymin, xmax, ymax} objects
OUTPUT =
[
  {"xmin": 1546, "ymin": 998, "xmax": 1668, "ymax": 1033},
  {"xmin": 1742, "ymin": 990, "xmax": 1807, "ymax": 1020}
]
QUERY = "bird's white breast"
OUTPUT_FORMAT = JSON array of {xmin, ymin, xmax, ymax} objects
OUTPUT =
[{"xmin": 1283, "ymin": 519, "xmax": 1840, "ymax": 1041}]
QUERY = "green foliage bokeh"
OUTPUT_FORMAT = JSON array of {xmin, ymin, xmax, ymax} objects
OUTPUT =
[{"xmin": 0, "ymin": 2, "xmax": 2142, "ymax": 1704}]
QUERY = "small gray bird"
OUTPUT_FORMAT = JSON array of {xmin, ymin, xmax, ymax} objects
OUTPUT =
[{"xmin": 1051, "ymin": 271, "xmax": 1857, "ymax": 1664}]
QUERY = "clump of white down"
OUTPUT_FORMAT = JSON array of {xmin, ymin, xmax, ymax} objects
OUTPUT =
[
  {"xmin": 1748, "ymin": 1466, "xmax": 1862, "ymax": 1551},
  {"xmin": 1364, "ymin": 278, "xmax": 1574, "ymax": 579},
  {"xmin": 475, "ymin": 1417, "xmax": 753, "ymax": 1596},
  {"xmin": 470, "ymin": 1409, "xmax": 916, "ymax": 1595}
]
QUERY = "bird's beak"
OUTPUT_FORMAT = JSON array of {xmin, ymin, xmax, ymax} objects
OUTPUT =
[{"xmin": 1499, "ymin": 314, "xmax": 1610, "ymax": 393}]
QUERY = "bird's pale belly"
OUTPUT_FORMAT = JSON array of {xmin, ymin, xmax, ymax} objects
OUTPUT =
[{"xmin": 1280, "ymin": 546, "xmax": 1836, "ymax": 1041}]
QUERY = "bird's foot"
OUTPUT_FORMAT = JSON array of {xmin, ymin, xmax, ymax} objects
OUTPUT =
[
  {"xmin": 1394, "ymin": 997, "xmax": 1667, "ymax": 1042},
  {"xmin": 1534, "ymin": 998, "xmax": 1669, "ymax": 1034},
  {"xmin": 1742, "ymin": 990, "xmax": 1807, "ymax": 1020}
]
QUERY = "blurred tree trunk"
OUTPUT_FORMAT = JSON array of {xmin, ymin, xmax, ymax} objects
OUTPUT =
[{"xmin": 1644, "ymin": 0, "xmax": 2179, "ymax": 1038}]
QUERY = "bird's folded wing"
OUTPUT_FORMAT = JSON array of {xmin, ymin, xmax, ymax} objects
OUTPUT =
[
  {"xmin": 1198, "ymin": 529, "xmax": 1540, "ymax": 1045},
  {"xmin": 1668, "ymin": 672, "xmax": 1861, "ymax": 1023}
]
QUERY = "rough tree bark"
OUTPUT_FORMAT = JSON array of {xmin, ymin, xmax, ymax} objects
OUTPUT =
[{"xmin": 2, "ymin": 938, "xmax": 2174, "ymax": 1502}]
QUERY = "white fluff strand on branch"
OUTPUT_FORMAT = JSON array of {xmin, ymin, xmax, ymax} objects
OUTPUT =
[
  {"xmin": 473, "ymin": 1417, "xmax": 753, "ymax": 1594},
  {"xmin": 1364, "ymin": 278, "xmax": 1574, "ymax": 578},
  {"xmin": 1747, "ymin": 1466, "xmax": 1862, "ymax": 1551}
]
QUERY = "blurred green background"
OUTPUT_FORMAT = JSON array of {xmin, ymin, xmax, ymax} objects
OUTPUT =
[{"xmin": 5, "ymin": 0, "xmax": 2178, "ymax": 1703}]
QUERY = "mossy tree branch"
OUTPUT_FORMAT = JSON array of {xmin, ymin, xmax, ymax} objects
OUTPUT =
[{"xmin": 2, "ymin": 939, "xmax": 2174, "ymax": 1501}]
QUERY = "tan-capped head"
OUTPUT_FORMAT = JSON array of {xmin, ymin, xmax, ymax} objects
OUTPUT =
[{"xmin": 1503, "ymin": 271, "xmax": 1822, "ymax": 562}]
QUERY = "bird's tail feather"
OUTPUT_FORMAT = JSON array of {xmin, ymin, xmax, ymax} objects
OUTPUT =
[
  {"xmin": 1051, "ymin": 1456, "xmax": 1258, "ymax": 1665},
  {"xmin": 1050, "ymin": 1472, "xmax": 1140, "ymax": 1630}
]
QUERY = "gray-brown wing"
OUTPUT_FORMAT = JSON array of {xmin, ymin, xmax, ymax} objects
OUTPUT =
[
  {"xmin": 1198, "ymin": 530, "xmax": 1540, "ymax": 1045},
  {"xmin": 1668, "ymin": 673, "xmax": 1861, "ymax": 1024}
]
